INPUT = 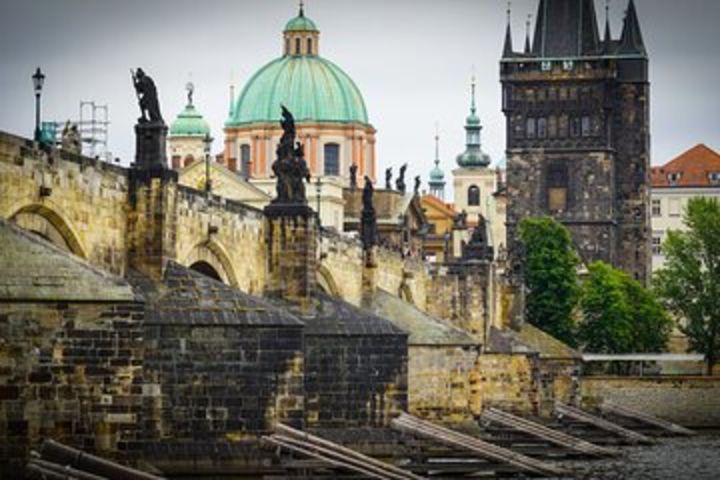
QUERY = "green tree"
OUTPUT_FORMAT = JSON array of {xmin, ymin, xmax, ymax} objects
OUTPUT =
[
  {"xmin": 654, "ymin": 197, "xmax": 720, "ymax": 375},
  {"xmin": 578, "ymin": 261, "xmax": 672, "ymax": 354},
  {"xmin": 518, "ymin": 217, "xmax": 579, "ymax": 346}
]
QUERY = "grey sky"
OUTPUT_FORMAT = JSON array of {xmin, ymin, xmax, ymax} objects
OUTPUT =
[{"xmin": 1, "ymin": 0, "xmax": 718, "ymax": 197}]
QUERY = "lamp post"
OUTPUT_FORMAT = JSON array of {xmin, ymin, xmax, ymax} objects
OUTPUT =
[
  {"xmin": 32, "ymin": 67, "xmax": 45, "ymax": 142},
  {"xmin": 315, "ymin": 175, "xmax": 322, "ymax": 228},
  {"xmin": 203, "ymin": 133, "xmax": 213, "ymax": 194}
]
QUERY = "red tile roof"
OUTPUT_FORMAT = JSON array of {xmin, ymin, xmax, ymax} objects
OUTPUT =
[{"xmin": 651, "ymin": 144, "xmax": 720, "ymax": 188}]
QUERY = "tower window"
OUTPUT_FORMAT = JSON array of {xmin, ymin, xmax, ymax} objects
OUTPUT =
[
  {"xmin": 581, "ymin": 116, "xmax": 591, "ymax": 137},
  {"xmin": 651, "ymin": 199, "xmax": 661, "ymax": 217},
  {"xmin": 547, "ymin": 161, "xmax": 569, "ymax": 212},
  {"xmin": 541, "ymin": 61, "xmax": 552, "ymax": 71},
  {"xmin": 559, "ymin": 115, "xmax": 569, "ymax": 137},
  {"xmin": 526, "ymin": 118, "xmax": 536, "ymax": 139},
  {"xmin": 307, "ymin": 38, "xmax": 313, "ymax": 54},
  {"xmin": 240, "ymin": 144, "xmax": 251, "ymax": 177},
  {"xmin": 295, "ymin": 38, "xmax": 301, "ymax": 55},
  {"xmin": 324, "ymin": 143, "xmax": 340, "ymax": 176},
  {"xmin": 537, "ymin": 118, "xmax": 547, "ymax": 138},
  {"xmin": 468, "ymin": 185, "xmax": 480, "ymax": 206},
  {"xmin": 570, "ymin": 117, "xmax": 580, "ymax": 137},
  {"xmin": 548, "ymin": 115, "xmax": 557, "ymax": 138},
  {"xmin": 285, "ymin": 39, "xmax": 290, "ymax": 55}
]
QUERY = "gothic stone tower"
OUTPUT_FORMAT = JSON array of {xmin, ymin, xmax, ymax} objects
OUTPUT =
[{"xmin": 501, "ymin": 0, "xmax": 650, "ymax": 283}]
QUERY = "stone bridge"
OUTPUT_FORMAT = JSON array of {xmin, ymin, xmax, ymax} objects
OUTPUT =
[{"xmin": 0, "ymin": 131, "xmax": 427, "ymax": 307}]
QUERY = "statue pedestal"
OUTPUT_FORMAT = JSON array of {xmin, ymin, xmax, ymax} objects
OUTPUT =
[
  {"xmin": 134, "ymin": 122, "xmax": 168, "ymax": 169},
  {"xmin": 264, "ymin": 203, "xmax": 317, "ymax": 308}
]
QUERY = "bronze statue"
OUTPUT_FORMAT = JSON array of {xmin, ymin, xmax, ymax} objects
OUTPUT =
[
  {"xmin": 396, "ymin": 163, "xmax": 407, "ymax": 193},
  {"xmin": 414, "ymin": 175, "xmax": 421, "ymax": 195},
  {"xmin": 361, "ymin": 175, "xmax": 377, "ymax": 249},
  {"xmin": 385, "ymin": 167, "xmax": 392, "ymax": 189},
  {"xmin": 271, "ymin": 106, "xmax": 310, "ymax": 204},
  {"xmin": 132, "ymin": 68, "xmax": 163, "ymax": 123}
]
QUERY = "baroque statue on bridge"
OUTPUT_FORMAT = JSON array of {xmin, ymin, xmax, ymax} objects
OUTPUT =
[
  {"xmin": 132, "ymin": 68, "xmax": 163, "ymax": 124},
  {"xmin": 271, "ymin": 106, "xmax": 311, "ymax": 204}
]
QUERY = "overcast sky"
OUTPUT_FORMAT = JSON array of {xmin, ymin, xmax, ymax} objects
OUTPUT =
[{"xmin": 1, "ymin": 0, "xmax": 718, "ymax": 196}]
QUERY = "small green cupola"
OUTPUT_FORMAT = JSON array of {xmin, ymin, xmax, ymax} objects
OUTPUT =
[
  {"xmin": 170, "ymin": 82, "xmax": 210, "ymax": 138},
  {"xmin": 283, "ymin": 1, "xmax": 320, "ymax": 56},
  {"xmin": 456, "ymin": 76, "xmax": 491, "ymax": 168},
  {"xmin": 428, "ymin": 129, "xmax": 446, "ymax": 199}
]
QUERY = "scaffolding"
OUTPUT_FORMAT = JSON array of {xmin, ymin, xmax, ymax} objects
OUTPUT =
[{"xmin": 79, "ymin": 101, "xmax": 110, "ymax": 160}]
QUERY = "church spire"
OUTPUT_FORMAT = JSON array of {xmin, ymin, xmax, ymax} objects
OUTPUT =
[
  {"xmin": 502, "ymin": 3, "xmax": 514, "ymax": 58},
  {"xmin": 619, "ymin": 0, "xmax": 646, "ymax": 55},
  {"xmin": 428, "ymin": 123, "xmax": 446, "ymax": 199},
  {"xmin": 456, "ymin": 76, "xmax": 490, "ymax": 169},
  {"xmin": 299, "ymin": 0, "xmax": 305, "ymax": 17}
]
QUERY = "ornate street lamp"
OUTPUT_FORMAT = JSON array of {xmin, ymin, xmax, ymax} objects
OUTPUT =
[
  {"xmin": 203, "ymin": 133, "xmax": 213, "ymax": 193},
  {"xmin": 32, "ymin": 67, "xmax": 45, "ymax": 142}
]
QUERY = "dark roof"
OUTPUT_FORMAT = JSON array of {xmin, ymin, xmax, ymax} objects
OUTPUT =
[
  {"xmin": 531, "ymin": 0, "xmax": 601, "ymax": 58},
  {"xmin": 138, "ymin": 261, "xmax": 303, "ymax": 327},
  {"xmin": 650, "ymin": 144, "xmax": 720, "ymax": 188},
  {"xmin": 502, "ymin": 21, "xmax": 514, "ymax": 58},
  {"xmin": 269, "ymin": 292, "xmax": 407, "ymax": 337}
]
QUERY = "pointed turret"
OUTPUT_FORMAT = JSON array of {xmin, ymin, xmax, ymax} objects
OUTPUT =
[
  {"xmin": 428, "ymin": 126, "xmax": 446, "ymax": 199},
  {"xmin": 456, "ymin": 77, "xmax": 490, "ymax": 169},
  {"xmin": 603, "ymin": 1, "xmax": 613, "ymax": 53},
  {"xmin": 524, "ymin": 15, "xmax": 532, "ymax": 54},
  {"xmin": 502, "ymin": 7, "xmax": 514, "ymax": 58},
  {"xmin": 531, "ymin": 0, "xmax": 601, "ymax": 58},
  {"xmin": 619, "ymin": 0, "xmax": 646, "ymax": 55}
]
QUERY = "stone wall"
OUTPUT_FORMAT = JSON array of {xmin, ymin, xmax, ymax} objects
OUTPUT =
[
  {"xmin": 0, "ymin": 301, "xmax": 146, "ymax": 476},
  {"xmin": 408, "ymin": 346, "xmax": 480, "ymax": 424},
  {"xmin": 0, "ymin": 132, "xmax": 128, "ymax": 275},
  {"xmin": 581, "ymin": 376, "xmax": 720, "ymax": 427},
  {"xmin": 317, "ymin": 233, "xmax": 364, "ymax": 305},
  {"xmin": 304, "ymin": 334, "xmax": 407, "ymax": 428}
]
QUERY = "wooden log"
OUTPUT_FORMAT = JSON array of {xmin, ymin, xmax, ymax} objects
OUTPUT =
[
  {"xmin": 262, "ymin": 435, "xmax": 413, "ymax": 480},
  {"xmin": 28, "ymin": 458, "xmax": 109, "ymax": 480},
  {"xmin": 391, "ymin": 413, "xmax": 569, "ymax": 477},
  {"xmin": 554, "ymin": 403, "xmax": 654, "ymax": 445},
  {"xmin": 39, "ymin": 440, "xmax": 166, "ymax": 480},
  {"xmin": 599, "ymin": 402, "xmax": 696, "ymax": 436},
  {"xmin": 482, "ymin": 408, "xmax": 618, "ymax": 457},
  {"xmin": 274, "ymin": 424, "xmax": 425, "ymax": 480}
]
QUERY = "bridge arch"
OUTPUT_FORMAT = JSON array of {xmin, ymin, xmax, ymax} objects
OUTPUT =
[
  {"xmin": 316, "ymin": 264, "xmax": 341, "ymax": 297},
  {"xmin": 8, "ymin": 202, "xmax": 87, "ymax": 258},
  {"xmin": 181, "ymin": 240, "xmax": 239, "ymax": 287}
]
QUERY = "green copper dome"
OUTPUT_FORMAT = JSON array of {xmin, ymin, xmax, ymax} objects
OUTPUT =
[
  {"xmin": 170, "ymin": 104, "xmax": 210, "ymax": 137},
  {"xmin": 285, "ymin": 12, "xmax": 318, "ymax": 32},
  {"xmin": 227, "ymin": 56, "xmax": 369, "ymax": 126},
  {"xmin": 429, "ymin": 164, "xmax": 445, "ymax": 182}
]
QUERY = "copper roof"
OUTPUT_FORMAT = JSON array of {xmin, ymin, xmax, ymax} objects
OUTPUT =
[{"xmin": 651, "ymin": 144, "xmax": 720, "ymax": 188}]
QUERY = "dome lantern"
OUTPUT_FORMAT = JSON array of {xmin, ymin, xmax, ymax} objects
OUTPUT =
[{"xmin": 284, "ymin": 1, "xmax": 320, "ymax": 56}]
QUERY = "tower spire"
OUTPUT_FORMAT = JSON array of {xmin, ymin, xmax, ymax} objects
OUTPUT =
[
  {"xmin": 603, "ymin": 0, "xmax": 612, "ymax": 51},
  {"xmin": 619, "ymin": 0, "xmax": 646, "ymax": 55},
  {"xmin": 470, "ymin": 72, "xmax": 477, "ymax": 116},
  {"xmin": 299, "ymin": 0, "xmax": 305, "ymax": 17},
  {"xmin": 524, "ymin": 14, "xmax": 532, "ymax": 54},
  {"xmin": 502, "ymin": 2, "xmax": 514, "ymax": 57},
  {"xmin": 434, "ymin": 123, "xmax": 440, "ymax": 167}
]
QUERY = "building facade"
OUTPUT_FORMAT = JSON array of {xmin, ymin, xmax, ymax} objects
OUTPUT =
[
  {"xmin": 650, "ymin": 144, "xmax": 720, "ymax": 270},
  {"xmin": 501, "ymin": 0, "xmax": 651, "ymax": 283}
]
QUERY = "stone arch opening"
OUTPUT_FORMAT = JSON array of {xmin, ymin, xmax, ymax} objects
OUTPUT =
[
  {"xmin": 9, "ymin": 203, "xmax": 86, "ymax": 258},
  {"xmin": 190, "ymin": 261, "xmax": 223, "ymax": 282},
  {"xmin": 316, "ymin": 265, "xmax": 341, "ymax": 298},
  {"xmin": 181, "ymin": 240, "xmax": 239, "ymax": 288}
]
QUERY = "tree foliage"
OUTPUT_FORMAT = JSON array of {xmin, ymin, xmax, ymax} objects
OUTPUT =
[
  {"xmin": 654, "ymin": 197, "xmax": 720, "ymax": 374},
  {"xmin": 578, "ymin": 261, "xmax": 672, "ymax": 354},
  {"xmin": 518, "ymin": 217, "xmax": 579, "ymax": 346}
]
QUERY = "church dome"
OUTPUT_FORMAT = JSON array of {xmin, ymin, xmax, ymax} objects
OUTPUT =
[
  {"xmin": 227, "ymin": 56, "xmax": 368, "ymax": 126},
  {"xmin": 170, "ymin": 104, "xmax": 210, "ymax": 137},
  {"xmin": 430, "ymin": 164, "xmax": 445, "ymax": 182},
  {"xmin": 285, "ymin": 12, "xmax": 318, "ymax": 32}
]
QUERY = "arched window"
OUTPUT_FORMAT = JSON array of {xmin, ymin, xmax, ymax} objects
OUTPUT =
[
  {"xmin": 547, "ymin": 161, "xmax": 569, "ymax": 212},
  {"xmin": 324, "ymin": 143, "xmax": 340, "ymax": 176},
  {"xmin": 295, "ymin": 38, "xmax": 301, "ymax": 55},
  {"xmin": 468, "ymin": 185, "xmax": 480, "ymax": 206},
  {"xmin": 184, "ymin": 155, "xmax": 194, "ymax": 167},
  {"xmin": 240, "ymin": 144, "xmax": 251, "ymax": 178},
  {"xmin": 526, "ymin": 118, "xmax": 536, "ymax": 138},
  {"xmin": 307, "ymin": 38, "xmax": 313, "ymax": 54},
  {"xmin": 285, "ymin": 39, "xmax": 290, "ymax": 55},
  {"xmin": 537, "ymin": 118, "xmax": 547, "ymax": 138}
]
